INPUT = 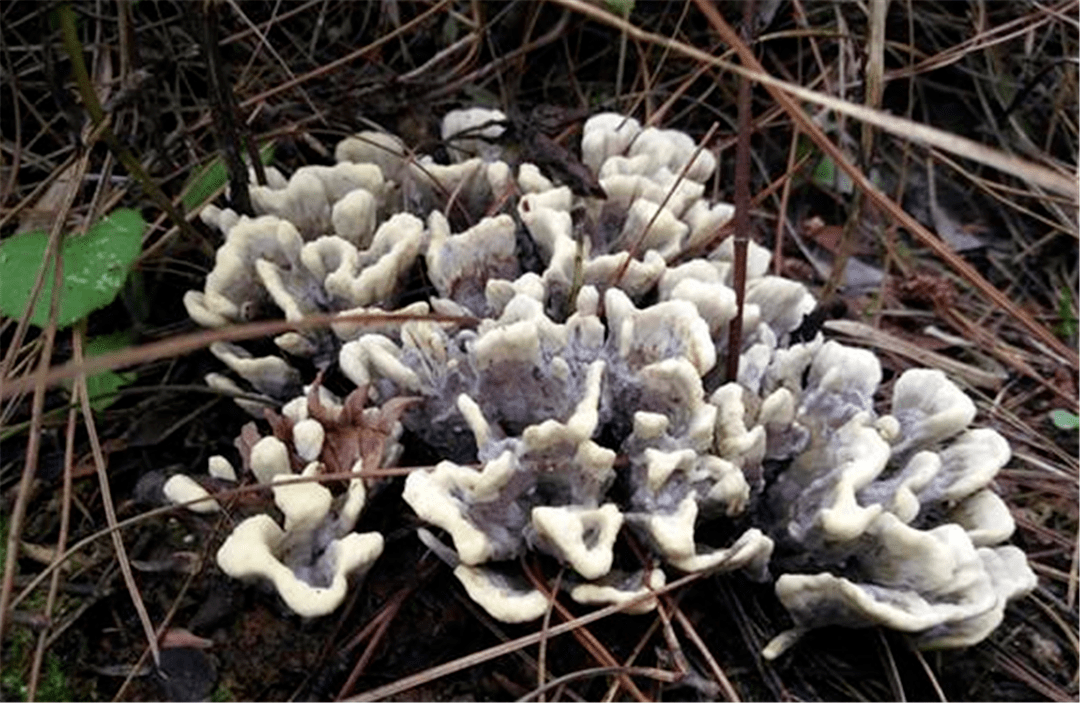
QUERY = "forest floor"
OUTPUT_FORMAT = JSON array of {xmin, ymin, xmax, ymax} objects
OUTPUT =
[{"xmin": 1, "ymin": 2, "xmax": 1077, "ymax": 701}]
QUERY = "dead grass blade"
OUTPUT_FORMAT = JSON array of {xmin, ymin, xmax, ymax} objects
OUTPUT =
[
  {"xmin": 771, "ymin": 126, "xmax": 803, "ymax": 276},
  {"xmin": 516, "ymin": 666, "xmax": 680, "ymax": 703},
  {"xmin": 877, "ymin": 630, "xmax": 907, "ymax": 703},
  {"xmin": 690, "ymin": 0, "xmax": 1080, "ymax": 369},
  {"xmin": 1070, "ymin": 540, "xmax": 1078, "ymax": 612},
  {"xmin": 336, "ymin": 582, "xmax": 417, "ymax": 700},
  {"xmin": 990, "ymin": 640, "xmax": 1074, "ymax": 701},
  {"xmin": 884, "ymin": 2, "xmax": 1071, "ymax": 82},
  {"xmin": 111, "ymin": 513, "xmax": 224, "ymax": 703},
  {"xmin": 602, "ymin": 613, "xmax": 665, "ymax": 702},
  {"xmin": 536, "ymin": 568, "xmax": 564, "ymax": 703},
  {"xmin": 552, "ymin": 0, "xmax": 1079, "ymax": 369},
  {"xmin": 522, "ymin": 559, "xmax": 650, "ymax": 702},
  {"xmin": 863, "ymin": 0, "xmax": 887, "ymax": 158},
  {"xmin": 0, "ymin": 310, "xmax": 478, "ymax": 401},
  {"xmin": 910, "ymin": 646, "xmax": 948, "ymax": 702},
  {"xmin": 234, "ymin": 0, "xmax": 452, "ymax": 114},
  {"xmin": 72, "ymin": 327, "xmax": 161, "ymax": 667},
  {"xmin": 25, "ymin": 395, "xmax": 77, "ymax": 701},
  {"xmin": 343, "ymin": 572, "xmax": 705, "ymax": 702},
  {"xmin": 556, "ymin": 0, "xmax": 1077, "ymax": 197},
  {"xmin": 671, "ymin": 604, "xmax": 741, "ymax": 702},
  {"xmin": 0, "ymin": 162, "xmax": 77, "ymax": 644}
]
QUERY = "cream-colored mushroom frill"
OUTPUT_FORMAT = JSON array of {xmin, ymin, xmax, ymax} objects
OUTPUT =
[
  {"xmin": 758, "ymin": 352, "xmax": 1036, "ymax": 656},
  {"xmin": 179, "ymin": 108, "xmax": 1034, "ymax": 652}
]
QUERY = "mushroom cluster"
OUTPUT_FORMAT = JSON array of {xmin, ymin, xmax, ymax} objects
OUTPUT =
[
  {"xmin": 178, "ymin": 108, "xmax": 1035, "ymax": 653},
  {"xmin": 164, "ymin": 380, "xmax": 402, "ymax": 617}
]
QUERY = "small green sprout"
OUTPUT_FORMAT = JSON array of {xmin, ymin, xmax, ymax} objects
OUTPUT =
[
  {"xmin": 1056, "ymin": 286, "xmax": 1078, "ymax": 340},
  {"xmin": 604, "ymin": 0, "xmax": 634, "ymax": 16},
  {"xmin": 77, "ymin": 331, "xmax": 138, "ymax": 411},
  {"xmin": 1049, "ymin": 409, "xmax": 1079, "ymax": 431},
  {"xmin": 181, "ymin": 141, "xmax": 276, "ymax": 213}
]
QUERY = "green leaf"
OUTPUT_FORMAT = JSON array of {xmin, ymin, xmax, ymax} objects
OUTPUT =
[
  {"xmin": 1056, "ymin": 286, "xmax": 1078, "ymax": 340},
  {"xmin": 812, "ymin": 155, "xmax": 835, "ymax": 187},
  {"xmin": 0, "ymin": 209, "xmax": 145, "ymax": 329},
  {"xmin": 1050, "ymin": 409, "xmax": 1079, "ymax": 430},
  {"xmin": 812, "ymin": 155, "xmax": 853, "ymax": 194},
  {"xmin": 604, "ymin": 0, "xmax": 634, "ymax": 15},
  {"xmin": 80, "ymin": 331, "xmax": 137, "ymax": 411},
  {"xmin": 181, "ymin": 141, "xmax": 276, "ymax": 213}
]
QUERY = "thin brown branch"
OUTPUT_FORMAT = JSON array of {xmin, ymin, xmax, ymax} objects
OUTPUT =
[
  {"xmin": 26, "ymin": 397, "xmax": 77, "ymax": 702},
  {"xmin": 336, "ymin": 581, "xmax": 421, "ymax": 700},
  {"xmin": 73, "ymin": 325, "xmax": 161, "ymax": 667},
  {"xmin": 343, "ymin": 572, "xmax": 706, "ymax": 702},
  {"xmin": 0, "ymin": 310, "xmax": 478, "ymax": 400},
  {"xmin": 200, "ymin": 0, "xmax": 253, "ymax": 215},
  {"xmin": 672, "ymin": 605, "xmax": 741, "ymax": 702},
  {"xmin": 522, "ymin": 558, "xmax": 650, "ymax": 702},
  {"xmin": 0, "ymin": 155, "xmax": 77, "ymax": 645},
  {"xmin": 517, "ymin": 666, "xmax": 680, "ymax": 703},
  {"xmin": 726, "ymin": 0, "xmax": 755, "ymax": 382}
]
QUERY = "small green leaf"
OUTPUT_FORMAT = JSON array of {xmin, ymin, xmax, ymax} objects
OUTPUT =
[
  {"xmin": 79, "ymin": 331, "xmax": 137, "ymax": 411},
  {"xmin": 1056, "ymin": 286, "xmax": 1078, "ymax": 340},
  {"xmin": 0, "ymin": 209, "xmax": 145, "ymax": 329},
  {"xmin": 811, "ymin": 154, "xmax": 853, "ymax": 194},
  {"xmin": 181, "ymin": 141, "xmax": 276, "ymax": 213},
  {"xmin": 812, "ymin": 156, "xmax": 835, "ymax": 187},
  {"xmin": 1049, "ymin": 409, "xmax": 1079, "ymax": 430},
  {"xmin": 604, "ymin": 0, "xmax": 634, "ymax": 15}
]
